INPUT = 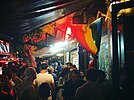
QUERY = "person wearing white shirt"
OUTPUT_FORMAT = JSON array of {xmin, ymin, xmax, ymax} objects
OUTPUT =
[{"xmin": 34, "ymin": 63, "xmax": 55, "ymax": 91}]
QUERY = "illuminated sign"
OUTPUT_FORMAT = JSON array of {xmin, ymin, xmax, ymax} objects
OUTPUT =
[{"xmin": 0, "ymin": 40, "xmax": 9, "ymax": 55}]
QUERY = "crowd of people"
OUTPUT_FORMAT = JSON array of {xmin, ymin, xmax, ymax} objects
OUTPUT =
[{"xmin": 0, "ymin": 60, "xmax": 114, "ymax": 100}]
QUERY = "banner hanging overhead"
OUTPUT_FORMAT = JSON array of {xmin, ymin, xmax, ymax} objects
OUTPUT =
[{"xmin": 72, "ymin": 18, "xmax": 102, "ymax": 55}]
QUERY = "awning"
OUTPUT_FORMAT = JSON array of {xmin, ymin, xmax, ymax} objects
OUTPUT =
[{"xmin": 0, "ymin": 0, "xmax": 96, "ymax": 40}]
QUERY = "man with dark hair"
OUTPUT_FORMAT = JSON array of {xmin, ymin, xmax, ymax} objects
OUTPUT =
[
  {"xmin": 34, "ymin": 63, "xmax": 55, "ymax": 91},
  {"xmin": 40, "ymin": 63, "xmax": 48, "ymax": 70},
  {"xmin": 96, "ymin": 70, "xmax": 106, "ymax": 84},
  {"xmin": 38, "ymin": 83, "xmax": 51, "ymax": 100},
  {"xmin": 85, "ymin": 68, "xmax": 98, "ymax": 81},
  {"xmin": 96, "ymin": 70, "xmax": 114, "ymax": 100},
  {"xmin": 66, "ymin": 62, "xmax": 73, "ymax": 68},
  {"xmin": 75, "ymin": 69, "xmax": 105, "ymax": 100},
  {"xmin": 63, "ymin": 70, "xmax": 85, "ymax": 100}
]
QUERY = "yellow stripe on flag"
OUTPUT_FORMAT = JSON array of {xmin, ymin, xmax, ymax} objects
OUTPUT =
[{"xmin": 83, "ymin": 25, "xmax": 97, "ymax": 55}]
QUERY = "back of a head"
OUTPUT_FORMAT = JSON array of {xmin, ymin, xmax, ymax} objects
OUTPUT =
[
  {"xmin": 59, "ymin": 67, "xmax": 70, "ymax": 78},
  {"xmin": 41, "ymin": 63, "xmax": 48, "ymax": 70},
  {"xmin": 72, "ymin": 65, "xmax": 77, "ymax": 68},
  {"xmin": 38, "ymin": 83, "xmax": 50, "ymax": 99},
  {"xmin": 70, "ymin": 70, "xmax": 81, "ymax": 81},
  {"xmin": 24, "ymin": 67, "xmax": 36, "ymax": 80},
  {"xmin": 66, "ymin": 62, "xmax": 72, "ymax": 67},
  {"xmin": 86, "ymin": 68, "xmax": 97, "ymax": 81},
  {"xmin": 97, "ymin": 70, "xmax": 106, "ymax": 79},
  {"xmin": 71, "ymin": 70, "xmax": 81, "ymax": 77}
]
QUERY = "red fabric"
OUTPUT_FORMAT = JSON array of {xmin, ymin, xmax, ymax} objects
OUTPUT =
[
  {"xmin": 88, "ymin": 58, "xmax": 97, "ymax": 69},
  {"xmin": 71, "ymin": 25, "xmax": 92, "ymax": 53}
]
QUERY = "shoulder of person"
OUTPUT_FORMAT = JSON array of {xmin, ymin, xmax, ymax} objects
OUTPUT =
[{"xmin": 48, "ymin": 73, "xmax": 54, "ymax": 77}]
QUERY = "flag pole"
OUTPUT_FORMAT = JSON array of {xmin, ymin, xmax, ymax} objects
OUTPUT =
[{"xmin": 96, "ymin": 9, "xmax": 112, "ymax": 22}]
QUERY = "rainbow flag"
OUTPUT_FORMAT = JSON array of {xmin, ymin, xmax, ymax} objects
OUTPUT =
[
  {"xmin": 88, "ymin": 18, "xmax": 102, "ymax": 54},
  {"xmin": 72, "ymin": 18, "xmax": 102, "ymax": 55}
]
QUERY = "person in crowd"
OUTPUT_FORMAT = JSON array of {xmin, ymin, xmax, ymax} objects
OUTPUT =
[
  {"xmin": 11, "ymin": 68, "xmax": 22, "ymax": 85},
  {"xmin": 61, "ymin": 64, "xmax": 67, "ymax": 69},
  {"xmin": 10, "ymin": 68, "xmax": 23, "ymax": 100},
  {"xmin": 38, "ymin": 83, "xmax": 51, "ymax": 100},
  {"xmin": 80, "ymin": 70, "xmax": 86, "ymax": 81},
  {"xmin": 66, "ymin": 62, "xmax": 73, "ymax": 69},
  {"xmin": 36, "ymin": 61, "xmax": 41, "ymax": 74},
  {"xmin": 18, "ymin": 67, "xmax": 38, "ymax": 100},
  {"xmin": 53, "ymin": 62, "xmax": 62, "ymax": 76},
  {"xmin": 96, "ymin": 70, "xmax": 114, "ymax": 100},
  {"xmin": 56, "ymin": 67, "xmax": 70, "ymax": 100},
  {"xmin": 48, "ymin": 65, "xmax": 58, "ymax": 100},
  {"xmin": 0, "ymin": 75, "xmax": 15, "ymax": 100},
  {"xmin": 34, "ymin": 63, "xmax": 55, "ymax": 91},
  {"xmin": 2, "ymin": 64, "xmax": 9, "ymax": 76},
  {"xmin": 48, "ymin": 65, "xmax": 58, "ymax": 82},
  {"xmin": 75, "ymin": 68, "xmax": 105, "ymax": 100},
  {"xmin": 70, "ymin": 64, "xmax": 77, "ymax": 71},
  {"xmin": 96, "ymin": 70, "xmax": 106, "ymax": 84},
  {"xmin": 63, "ymin": 70, "xmax": 85, "ymax": 100},
  {"xmin": 17, "ymin": 61, "xmax": 28, "ymax": 79}
]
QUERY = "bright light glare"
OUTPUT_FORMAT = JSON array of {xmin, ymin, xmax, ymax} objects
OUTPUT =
[
  {"xmin": 66, "ymin": 27, "xmax": 71, "ymax": 34},
  {"xmin": 50, "ymin": 48, "xmax": 64, "ymax": 54},
  {"xmin": 54, "ymin": 41, "xmax": 68, "ymax": 47},
  {"xmin": 66, "ymin": 27, "xmax": 72, "ymax": 40},
  {"xmin": 36, "ymin": 7, "xmax": 55, "ymax": 12},
  {"xmin": 56, "ymin": 53, "xmax": 64, "ymax": 56},
  {"xmin": 50, "ymin": 41, "xmax": 68, "ymax": 54}
]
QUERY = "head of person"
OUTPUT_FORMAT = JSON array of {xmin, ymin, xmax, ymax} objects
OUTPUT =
[
  {"xmin": 38, "ymin": 83, "xmax": 50, "ymax": 99},
  {"xmin": 70, "ymin": 70, "xmax": 81, "ymax": 81},
  {"xmin": 72, "ymin": 65, "xmax": 77, "ymax": 69},
  {"xmin": 96, "ymin": 70, "xmax": 106, "ymax": 83},
  {"xmin": 80, "ymin": 70, "xmax": 85, "ymax": 77},
  {"xmin": 62, "ymin": 65, "xmax": 67, "ymax": 69},
  {"xmin": 24, "ymin": 67, "xmax": 36, "ymax": 81},
  {"xmin": 48, "ymin": 66, "xmax": 54, "ymax": 73},
  {"xmin": 86, "ymin": 68, "xmax": 98, "ymax": 82},
  {"xmin": 55, "ymin": 62, "xmax": 58, "ymax": 66},
  {"xmin": 40, "ymin": 63, "xmax": 48, "ymax": 70},
  {"xmin": 59, "ymin": 67, "xmax": 70, "ymax": 78},
  {"xmin": 80, "ymin": 70, "xmax": 86, "ymax": 79},
  {"xmin": 66, "ymin": 62, "xmax": 73, "ymax": 68},
  {"xmin": 70, "ymin": 64, "xmax": 77, "ymax": 71}
]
